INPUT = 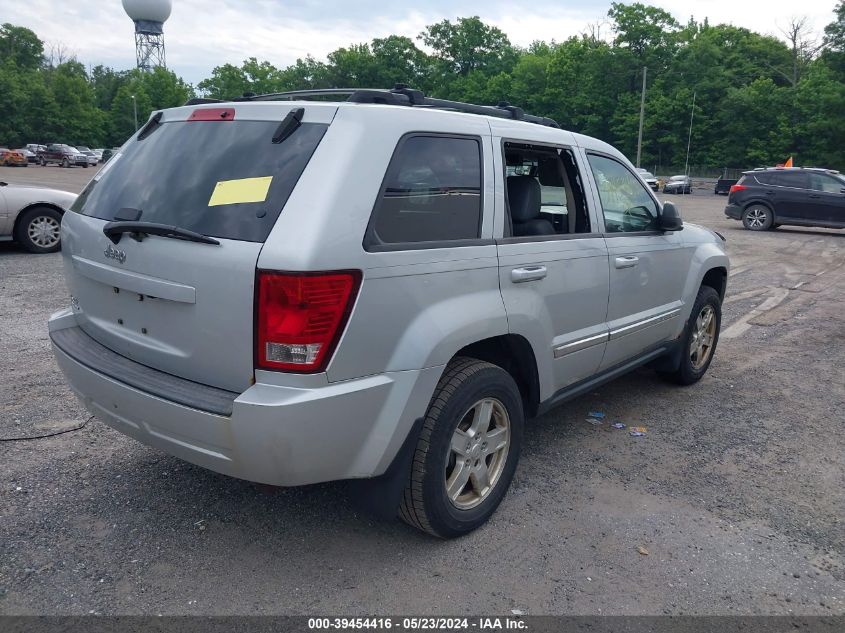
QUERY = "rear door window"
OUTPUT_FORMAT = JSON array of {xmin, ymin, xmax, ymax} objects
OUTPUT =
[
  {"xmin": 772, "ymin": 171, "xmax": 809, "ymax": 189},
  {"xmin": 365, "ymin": 135, "xmax": 482, "ymax": 247},
  {"xmin": 70, "ymin": 118, "xmax": 328, "ymax": 243}
]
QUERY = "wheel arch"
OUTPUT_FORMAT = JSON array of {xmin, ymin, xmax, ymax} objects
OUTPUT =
[
  {"xmin": 743, "ymin": 198, "xmax": 775, "ymax": 214},
  {"xmin": 454, "ymin": 334, "xmax": 541, "ymax": 418},
  {"xmin": 701, "ymin": 266, "xmax": 728, "ymax": 301},
  {"xmin": 12, "ymin": 202, "xmax": 66, "ymax": 238}
]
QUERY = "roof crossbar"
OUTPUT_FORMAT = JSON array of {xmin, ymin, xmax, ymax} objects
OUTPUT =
[{"xmin": 185, "ymin": 85, "xmax": 560, "ymax": 128}]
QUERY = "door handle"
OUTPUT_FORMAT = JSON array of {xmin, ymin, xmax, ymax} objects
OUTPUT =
[
  {"xmin": 614, "ymin": 256, "xmax": 639, "ymax": 269},
  {"xmin": 510, "ymin": 266, "xmax": 547, "ymax": 283}
]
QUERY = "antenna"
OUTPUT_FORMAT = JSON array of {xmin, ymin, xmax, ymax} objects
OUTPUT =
[{"xmin": 122, "ymin": 0, "xmax": 172, "ymax": 71}]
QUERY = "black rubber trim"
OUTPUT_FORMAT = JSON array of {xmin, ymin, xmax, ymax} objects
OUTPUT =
[
  {"xmin": 50, "ymin": 326, "xmax": 239, "ymax": 417},
  {"xmin": 536, "ymin": 342, "xmax": 673, "ymax": 416},
  {"xmin": 497, "ymin": 233, "xmax": 602, "ymax": 244},
  {"xmin": 365, "ymin": 238, "xmax": 495, "ymax": 252}
]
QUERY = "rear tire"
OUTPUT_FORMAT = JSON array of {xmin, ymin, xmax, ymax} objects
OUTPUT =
[
  {"xmin": 399, "ymin": 357, "xmax": 524, "ymax": 538},
  {"xmin": 61, "ymin": 157, "xmax": 69, "ymax": 168},
  {"xmin": 659, "ymin": 286, "xmax": 721, "ymax": 385},
  {"xmin": 15, "ymin": 206, "xmax": 62, "ymax": 254},
  {"xmin": 742, "ymin": 204, "xmax": 773, "ymax": 230}
]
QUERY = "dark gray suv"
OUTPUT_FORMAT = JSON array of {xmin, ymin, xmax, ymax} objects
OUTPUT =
[{"xmin": 725, "ymin": 167, "xmax": 845, "ymax": 231}]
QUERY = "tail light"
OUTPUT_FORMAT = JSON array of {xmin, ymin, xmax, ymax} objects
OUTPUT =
[
  {"xmin": 256, "ymin": 270, "xmax": 361, "ymax": 373},
  {"xmin": 729, "ymin": 184, "xmax": 748, "ymax": 194}
]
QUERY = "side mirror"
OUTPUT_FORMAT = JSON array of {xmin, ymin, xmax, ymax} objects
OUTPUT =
[
  {"xmin": 659, "ymin": 201, "xmax": 684, "ymax": 231},
  {"xmin": 840, "ymin": 187, "xmax": 845, "ymax": 195}
]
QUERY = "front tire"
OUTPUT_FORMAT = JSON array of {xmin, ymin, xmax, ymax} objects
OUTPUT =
[
  {"xmin": 61, "ymin": 157, "xmax": 69, "ymax": 168},
  {"xmin": 660, "ymin": 286, "xmax": 721, "ymax": 385},
  {"xmin": 742, "ymin": 204, "xmax": 773, "ymax": 230},
  {"xmin": 15, "ymin": 206, "xmax": 62, "ymax": 254},
  {"xmin": 399, "ymin": 357, "xmax": 524, "ymax": 538}
]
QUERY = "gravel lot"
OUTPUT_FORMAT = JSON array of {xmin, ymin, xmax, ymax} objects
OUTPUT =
[{"xmin": 1, "ymin": 165, "xmax": 843, "ymax": 616}]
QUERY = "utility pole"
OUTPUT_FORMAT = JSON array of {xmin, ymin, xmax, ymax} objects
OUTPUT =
[
  {"xmin": 684, "ymin": 91, "xmax": 696, "ymax": 178},
  {"xmin": 636, "ymin": 66, "xmax": 647, "ymax": 168},
  {"xmin": 131, "ymin": 95, "xmax": 138, "ymax": 131}
]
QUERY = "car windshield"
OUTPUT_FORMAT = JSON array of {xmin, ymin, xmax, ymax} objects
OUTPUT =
[
  {"xmin": 670, "ymin": 175, "xmax": 686, "ymax": 181},
  {"xmin": 640, "ymin": 171, "xmax": 655, "ymax": 179}
]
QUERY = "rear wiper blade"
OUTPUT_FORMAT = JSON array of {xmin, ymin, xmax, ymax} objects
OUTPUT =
[{"xmin": 103, "ymin": 221, "xmax": 220, "ymax": 245}]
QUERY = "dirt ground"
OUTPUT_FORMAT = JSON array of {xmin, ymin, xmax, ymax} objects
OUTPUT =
[{"xmin": 1, "ymin": 164, "xmax": 843, "ymax": 616}]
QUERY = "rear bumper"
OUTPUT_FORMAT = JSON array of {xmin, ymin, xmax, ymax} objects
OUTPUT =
[
  {"xmin": 724, "ymin": 204, "xmax": 742, "ymax": 220},
  {"xmin": 49, "ymin": 309, "xmax": 442, "ymax": 487}
]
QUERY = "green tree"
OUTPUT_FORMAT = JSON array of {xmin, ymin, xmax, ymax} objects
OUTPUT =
[
  {"xmin": 371, "ymin": 36, "xmax": 430, "ymax": 88},
  {"xmin": 0, "ymin": 23, "xmax": 43, "ymax": 69},
  {"xmin": 109, "ymin": 84, "xmax": 151, "ymax": 144},
  {"xmin": 608, "ymin": 2, "xmax": 680, "ymax": 78},
  {"xmin": 197, "ymin": 63, "xmax": 249, "ymax": 99},
  {"xmin": 822, "ymin": 1, "xmax": 845, "ymax": 77},
  {"xmin": 420, "ymin": 17, "xmax": 517, "ymax": 78},
  {"xmin": 325, "ymin": 44, "xmax": 380, "ymax": 86},
  {"xmin": 138, "ymin": 67, "xmax": 193, "ymax": 108},
  {"xmin": 45, "ymin": 62, "xmax": 105, "ymax": 145}
]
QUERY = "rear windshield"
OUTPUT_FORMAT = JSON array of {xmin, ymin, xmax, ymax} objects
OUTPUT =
[{"xmin": 71, "ymin": 119, "xmax": 328, "ymax": 242}]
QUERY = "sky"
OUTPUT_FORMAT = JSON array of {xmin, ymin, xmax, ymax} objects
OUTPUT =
[{"xmin": 5, "ymin": 1, "xmax": 840, "ymax": 84}]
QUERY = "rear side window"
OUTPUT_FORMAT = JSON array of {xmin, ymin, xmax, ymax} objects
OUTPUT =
[
  {"xmin": 772, "ymin": 171, "xmax": 808, "ymax": 189},
  {"xmin": 70, "ymin": 119, "xmax": 328, "ymax": 243},
  {"xmin": 366, "ymin": 135, "xmax": 482, "ymax": 248}
]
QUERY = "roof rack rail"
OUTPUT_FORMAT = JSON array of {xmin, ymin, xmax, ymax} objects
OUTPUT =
[{"xmin": 222, "ymin": 85, "xmax": 560, "ymax": 128}]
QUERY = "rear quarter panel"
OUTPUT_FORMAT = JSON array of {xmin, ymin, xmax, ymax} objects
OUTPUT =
[{"xmin": 257, "ymin": 106, "xmax": 507, "ymax": 382}]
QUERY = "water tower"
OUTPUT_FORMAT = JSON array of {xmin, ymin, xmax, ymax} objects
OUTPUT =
[{"xmin": 122, "ymin": 0, "xmax": 172, "ymax": 71}]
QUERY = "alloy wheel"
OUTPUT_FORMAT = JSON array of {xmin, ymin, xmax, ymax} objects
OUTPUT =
[
  {"xmin": 690, "ymin": 305, "xmax": 716, "ymax": 370},
  {"xmin": 445, "ymin": 398, "xmax": 510, "ymax": 510},
  {"xmin": 745, "ymin": 208, "xmax": 768, "ymax": 229}
]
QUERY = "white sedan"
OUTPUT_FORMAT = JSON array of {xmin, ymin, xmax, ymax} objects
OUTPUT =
[{"xmin": 0, "ymin": 181, "xmax": 77, "ymax": 253}]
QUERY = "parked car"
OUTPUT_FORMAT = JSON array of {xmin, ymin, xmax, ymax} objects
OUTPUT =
[
  {"xmin": 26, "ymin": 143, "xmax": 46, "ymax": 155},
  {"xmin": 724, "ymin": 167, "xmax": 845, "ymax": 231},
  {"xmin": 663, "ymin": 174, "xmax": 692, "ymax": 194},
  {"xmin": 75, "ymin": 147, "xmax": 100, "ymax": 167},
  {"xmin": 91, "ymin": 149, "xmax": 105, "ymax": 162},
  {"xmin": 101, "ymin": 148, "xmax": 120, "ymax": 162},
  {"xmin": 0, "ymin": 148, "xmax": 28, "ymax": 167},
  {"xmin": 15, "ymin": 148, "xmax": 38, "ymax": 164},
  {"xmin": 635, "ymin": 168, "xmax": 659, "ymax": 191},
  {"xmin": 38, "ymin": 144, "xmax": 89, "ymax": 168},
  {"xmin": 0, "ymin": 181, "xmax": 76, "ymax": 252},
  {"xmin": 714, "ymin": 178, "xmax": 737, "ymax": 195},
  {"xmin": 49, "ymin": 88, "xmax": 729, "ymax": 538}
]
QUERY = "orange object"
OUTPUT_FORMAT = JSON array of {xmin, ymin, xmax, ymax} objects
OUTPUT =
[{"xmin": 784, "ymin": 156, "xmax": 793, "ymax": 167}]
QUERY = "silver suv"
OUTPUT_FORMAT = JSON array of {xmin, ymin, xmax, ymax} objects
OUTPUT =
[{"xmin": 50, "ymin": 88, "xmax": 729, "ymax": 538}]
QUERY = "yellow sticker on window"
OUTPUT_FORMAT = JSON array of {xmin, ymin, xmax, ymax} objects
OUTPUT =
[{"xmin": 208, "ymin": 176, "xmax": 273, "ymax": 207}]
